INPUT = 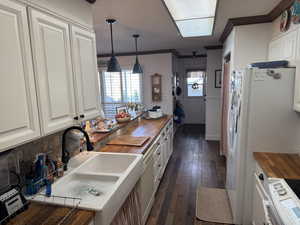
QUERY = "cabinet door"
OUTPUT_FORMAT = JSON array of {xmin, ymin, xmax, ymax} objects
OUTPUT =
[
  {"xmin": 0, "ymin": 0, "xmax": 40, "ymax": 151},
  {"xmin": 71, "ymin": 26, "xmax": 101, "ymax": 120},
  {"xmin": 138, "ymin": 155, "xmax": 155, "ymax": 224},
  {"xmin": 30, "ymin": 9, "xmax": 76, "ymax": 134}
]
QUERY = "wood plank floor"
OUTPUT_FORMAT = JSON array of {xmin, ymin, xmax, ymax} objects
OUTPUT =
[{"xmin": 146, "ymin": 125, "xmax": 227, "ymax": 225}]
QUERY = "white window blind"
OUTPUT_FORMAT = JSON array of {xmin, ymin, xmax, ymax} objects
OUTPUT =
[{"xmin": 101, "ymin": 70, "xmax": 142, "ymax": 118}]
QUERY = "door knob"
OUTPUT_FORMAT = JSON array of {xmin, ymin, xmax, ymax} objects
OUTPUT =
[{"xmin": 74, "ymin": 116, "xmax": 79, "ymax": 120}]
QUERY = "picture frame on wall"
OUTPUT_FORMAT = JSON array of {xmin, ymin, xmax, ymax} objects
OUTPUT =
[{"xmin": 215, "ymin": 69, "xmax": 222, "ymax": 88}]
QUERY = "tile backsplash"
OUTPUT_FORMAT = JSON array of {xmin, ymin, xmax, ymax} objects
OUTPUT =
[{"xmin": 0, "ymin": 130, "xmax": 83, "ymax": 190}]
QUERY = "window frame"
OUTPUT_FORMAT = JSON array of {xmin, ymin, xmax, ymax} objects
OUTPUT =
[
  {"xmin": 185, "ymin": 69, "xmax": 206, "ymax": 99},
  {"xmin": 99, "ymin": 66, "xmax": 144, "ymax": 110}
]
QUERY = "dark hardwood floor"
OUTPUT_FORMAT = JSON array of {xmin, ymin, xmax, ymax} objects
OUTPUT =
[{"xmin": 146, "ymin": 125, "xmax": 227, "ymax": 225}]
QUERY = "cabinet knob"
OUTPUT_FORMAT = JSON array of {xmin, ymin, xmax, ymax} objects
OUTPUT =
[
  {"xmin": 157, "ymin": 152, "xmax": 161, "ymax": 156},
  {"xmin": 74, "ymin": 116, "xmax": 79, "ymax": 120},
  {"xmin": 80, "ymin": 114, "xmax": 85, "ymax": 118},
  {"xmin": 259, "ymin": 173, "xmax": 264, "ymax": 181}
]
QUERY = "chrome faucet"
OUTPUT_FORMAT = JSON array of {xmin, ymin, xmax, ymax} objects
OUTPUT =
[{"xmin": 62, "ymin": 126, "xmax": 94, "ymax": 171}]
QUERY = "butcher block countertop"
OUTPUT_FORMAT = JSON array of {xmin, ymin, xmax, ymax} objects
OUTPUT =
[
  {"xmin": 8, "ymin": 115, "xmax": 172, "ymax": 225},
  {"xmin": 253, "ymin": 152, "xmax": 300, "ymax": 179},
  {"xmin": 98, "ymin": 115, "xmax": 172, "ymax": 154},
  {"xmin": 7, "ymin": 203, "xmax": 94, "ymax": 225}
]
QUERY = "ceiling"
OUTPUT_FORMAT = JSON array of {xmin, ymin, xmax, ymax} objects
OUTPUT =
[{"xmin": 92, "ymin": 0, "xmax": 281, "ymax": 55}]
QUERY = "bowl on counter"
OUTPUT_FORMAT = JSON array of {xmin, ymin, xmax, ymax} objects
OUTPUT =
[{"xmin": 115, "ymin": 116, "xmax": 131, "ymax": 123}]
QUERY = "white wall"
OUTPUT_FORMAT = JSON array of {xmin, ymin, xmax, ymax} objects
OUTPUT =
[
  {"xmin": 223, "ymin": 23, "xmax": 271, "ymax": 77},
  {"xmin": 176, "ymin": 57, "xmax": 207, "ymax": 124},
  {"xmin": 205, "ymin": 50, "xmax": 222, "ymax": 140},
  {"xmin": 268, "ymin": 16, "xmax": 300, "ymax": 65},
  {"xmin": 25, "ymin": 0, "xmax": 93, "ymax": 28},
  {"xmin": 100, "ymin": 53, "xmax": 174, "ymax": 115}
]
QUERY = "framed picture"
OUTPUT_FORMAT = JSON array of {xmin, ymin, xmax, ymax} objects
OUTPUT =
[
  {"xmin": 116, "ymin": 106, "xmax": 128, "ymax": 114},
  {"xmin": 215, "ymin": 69, "xmax": 222, "ymax": 88},
  {"xmin": 151, "ymin": 73, "xmax": 162, "ymax": 101}
]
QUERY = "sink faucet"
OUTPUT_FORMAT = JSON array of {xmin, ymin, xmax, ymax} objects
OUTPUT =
[{"xmin": 62, "ymin": 126, "xmax": 94, "ymax": 171}]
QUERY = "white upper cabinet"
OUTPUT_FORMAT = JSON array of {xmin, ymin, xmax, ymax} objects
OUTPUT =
[
  {"xmin": 0, "ymin": 0, "xmax": 40, "ymax": 151},
  {"xmin": 29, "ymin": 9, "xmax": 76, "ymax": 134},
  {"xmin": 71, "ymin": 26, "xmax": 101, "ymax": 120}
]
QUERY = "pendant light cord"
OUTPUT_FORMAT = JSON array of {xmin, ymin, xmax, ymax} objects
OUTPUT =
[
  {"xmin": 135, "ymin": 37, "xmax": 138, "ymax": 59},
  {"xmin": 110, "ymin": 23, "xmax": 115, "ymax": 55}
]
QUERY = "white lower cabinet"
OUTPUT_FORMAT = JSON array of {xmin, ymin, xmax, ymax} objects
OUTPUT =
[
  {"xmin": 138, "ymin": 151, "xmax": 155, "ymax": 225},
  {"xmin": 29, "ymin": 9, "xmax": 77, "ymax": 134},
  {"xmin": 0, "ymin": 0, "xmax": 40, "ymax": 151},
  {"xmin": 139, "ymin": 120, "xmax": 173, "ymax": 224}
]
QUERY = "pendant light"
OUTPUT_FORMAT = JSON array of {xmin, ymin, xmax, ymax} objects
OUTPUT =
[
  {"xmin": 106, "ymin": 19, "xmax": 121, "ymax": 72},
  {"xmin": 132, "ymin": 34, "xmax": 143, "ymax": 74}
]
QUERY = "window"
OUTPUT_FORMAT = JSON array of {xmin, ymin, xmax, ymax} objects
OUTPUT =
[
  {"xmin": 101, "ymin": 70, "xmax": 142, "ymax": 118},
  {"xmin": 162, "ymin": 0, "xmax": 217, "ymax": 37},
  {"xmin": 186, "ymin": 70, "xmax": 205, "ymax": 97}
]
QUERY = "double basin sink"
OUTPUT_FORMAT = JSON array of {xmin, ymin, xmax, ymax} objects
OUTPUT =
[{"xmin": 31, "ymin": 151, "xmax": 143, "ymax": 225}]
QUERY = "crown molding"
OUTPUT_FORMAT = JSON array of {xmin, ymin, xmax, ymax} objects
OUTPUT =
[
  {"xmin": 98, "ymin": 49, "xmax": 179, "ymax": 58},
  {"xmin": 220, "ymin": 0, "xmax": 294, "ymax": 43},
  {"xmin": 204, "ymin": 45, "xmax": 223, "ymax": 50}
]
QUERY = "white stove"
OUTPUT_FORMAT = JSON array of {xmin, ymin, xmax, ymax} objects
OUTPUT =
[{"xmin": 268, "ymin": 178, "xmax": 300, "ymax": 225}]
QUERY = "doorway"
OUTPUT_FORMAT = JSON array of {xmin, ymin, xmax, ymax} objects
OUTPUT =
[{"xmin": 182, "ymin": 69, "xmax": 206, "ymax": 124}]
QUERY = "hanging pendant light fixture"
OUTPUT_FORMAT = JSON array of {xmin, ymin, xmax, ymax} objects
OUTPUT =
[
  {"xmin": 106, "ymin": 19, "xmax": 121, "ymax": 72},
  {"xmin": 132, "ymin": 34, "xmax": 143, "ymax": 74}
]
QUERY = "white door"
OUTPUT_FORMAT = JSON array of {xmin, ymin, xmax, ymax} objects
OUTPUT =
[
  {"xmin": 0, "ymin": 0, "xmax": 40, "ymax": 151},
  {"xmin": 30, "ymin": 9, "xmax": 76, "ymax": 134},
  {"xmin": 71, "ymin": 26, "xmax": 101, "ymax": 120}
]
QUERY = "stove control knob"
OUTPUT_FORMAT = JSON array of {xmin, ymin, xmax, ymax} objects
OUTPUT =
[
  {"xmin": 258, "ymin": 173, "xmax": 264, "ymax": 181},
  {"xmin": 274, "ymin": 183, "xmax": 283, "ymax": 190},
  {"xmin": 278, "ymin": 189, "xmax": 287, "ymax": 196}
]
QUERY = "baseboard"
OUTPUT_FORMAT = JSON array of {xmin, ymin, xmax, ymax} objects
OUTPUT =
[{"xmin": 205, "ymin": 134, "xmax": 220, "ymax": 141}]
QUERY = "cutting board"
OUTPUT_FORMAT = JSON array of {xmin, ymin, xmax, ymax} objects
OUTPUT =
[{"xmin": 107, "ymin": 135, "xmax": 150, "ymax": 147}]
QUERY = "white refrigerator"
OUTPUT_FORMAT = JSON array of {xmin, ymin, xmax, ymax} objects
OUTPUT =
[{"xmin": 226, "ymin": 67, "xmax": 300, "ymax": 225}]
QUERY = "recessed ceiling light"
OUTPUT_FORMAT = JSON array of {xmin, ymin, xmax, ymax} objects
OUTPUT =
[{"xmin": 162, "ymin": 0, "xmax": 217, "ymax": 37}]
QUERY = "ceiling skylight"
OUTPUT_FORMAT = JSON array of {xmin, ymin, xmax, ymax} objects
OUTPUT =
[{"xmin": 163, "ymin": 0, "xmax": 217, "ymax": 37}]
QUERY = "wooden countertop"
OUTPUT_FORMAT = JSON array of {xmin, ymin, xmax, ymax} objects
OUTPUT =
[
  {"xmin": 7, "ymin": 203, "xmax": 94, "ymax": 225},
  {"xmin": 98, "ymin": 115, "xmax": 172, "ymax": 154},
  {"xmin": 253, "ymin": 152, "xmax": 300, "ymax": 179},
  {"xmin": 9, "ymin": 115, "xmax": 172, "ymax": 225},
  {"xmin": 89, "ymin": 112, "xmax": 144, "ymax": 144}
]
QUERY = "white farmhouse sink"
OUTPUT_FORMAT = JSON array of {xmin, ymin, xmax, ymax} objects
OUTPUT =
[
  {"xmin": 77, "ymin": 153, "xmax": 137, "ymax": 174},
  {"xmin": 31, "ymin": 152, "xmax": 143, "ymax": 225}
]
